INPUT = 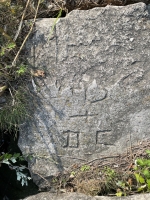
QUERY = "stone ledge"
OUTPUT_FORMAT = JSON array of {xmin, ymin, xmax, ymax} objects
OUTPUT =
[{"xmin": 23, "ymin": 192, "xmax": 150, "ymax": 200}]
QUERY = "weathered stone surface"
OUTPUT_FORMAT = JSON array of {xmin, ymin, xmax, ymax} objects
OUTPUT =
[
  {"xmin": 19, "ymin": 3, "xmax": 150, "ymax": 189},
  {"xmin": 23, "ymin": 192, "xmax": 150, "ymax": 200}
]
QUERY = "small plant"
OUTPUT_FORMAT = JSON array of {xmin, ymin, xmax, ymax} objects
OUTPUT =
[
  {"xmin": 48, "ymin": 147, "xmax": 150, "ymax": 197},
  {"xmin": 52, "ymin": 177, "xmax": 58, "ymax": 183},
  {"xmin": 70, "ymin": 171, "xmax": 76, "ymax": 178},
  {"xmin": 0, "ymin": 152, "xmax": 31, "ymax": 186},
  {"xmin": 103, "ymin": 167, "xmax": 116, "ymax": 180},
  {"xmin": 116, "ymin": 180, "xmax": 131, "ymax": 197},
  {"xmin": 80, "ymin": 165, "xmax": 90, "ymax": 172},
  {"xmin": 101, "ymin": 166, "xmax": 119, "ymax": 194},
  {"xmin": 0, "ymin": 42, "xmax": 16, "ymax": 56},
  {"xmin": 48, "ymin": 9, "xmax": 62, "ymax": 40},
  {"xmin": 16, "ymin": 64, "xmax": 27, "ymax": 76},
  {"xmin": 133, "ymin": 150, "xmax": 150, "ymax": 192},
  {"xmin": 0, "ymin": 88, "xmax": 29, "ymax": 132}
]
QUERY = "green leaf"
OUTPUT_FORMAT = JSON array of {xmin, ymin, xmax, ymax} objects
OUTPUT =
[
  {"xmin": 146, "ymin": 160, "xmax": 150, "ymax": 167},
  {"xmin": 27, "ymin": 155, "xmax": 33, "ymax": 161},
  {"xmin": 13, "ymin": 153, "xmax": 20, "ymax": 158},
  {"xmin": 80, "ymin": 165, "xmax": 90, "ymax": 171},
  {"xmin": 116, "ymin": 191, "xmax": 123, "ymax": 197},
  {"xmin": 19, "ymin": 156, "xmax": 24, "ymax": 161},
  {"xmin": 146, "ymin": 150, "xmax": 150, "ymax": 156},
  {"xmin": 134, "ymin": 173, "xmax": 145, "ymax": 184},
  {"xmin": 0, "ymin": 48, "xmax": 5, "ymax": 56},
  {"xmin": 146, "ymin": 179, "xmax": 150, "ymax": 190},
  {"xmin": 16, "ymin": 65, "xmax": 26, "ymax": 76},
  {"xmin": 6, "ymin": 42, "xmax": 16, "ymax": 49},
  {"xmin": 137, "ymin": 184, "xmax": 146, "ymax": 192},
  {"xmin": 71, "ymin": 171, "xmax": 76, "ymax": 176},
  {"xmin": 4, "ymin": 153, "xmax": 12, "ymax": 160},
  {"xmin": 139, "ymin": 175, "xmax": 145, "ymax": 184},
  {"xmin": 2, "ymin": 159, "xmax": 10, "ymax": 165},
  {"xmin": 137, "ymin": 159, "xmax": 144, "ymax": 166},
  {"xmin": 133, "ymin": 165, "xmax": 138, "ymax": 170},
  {"xmin": 21, "ymin": 179, "xmax": 25, "ymax": 186},
  {"xmin": 10, "ymin": 157, "xmax": 17, "ymax": 163},
  {"xmin": 116, "ymin": 181, "xmax": 126, "ymax": 188},
  {"xmin": 143, "ymin": 169, "xmax": 150, "ymax": 178},
  {"xmin": 0, "ymin": 42, "xmax": 16, "ymax": 56},
  {"xmin": 17, "ymin": 171, "xmax": 22, "ymax": 181}
]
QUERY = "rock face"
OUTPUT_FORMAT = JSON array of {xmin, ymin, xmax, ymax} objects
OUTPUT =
[
  {"xmin": 23, "ymin": 192, "xmax": 150, "ymax": 200},
  {"xmin": 19, "ymin": 3, "xmax": 150, "ymax": 189}
]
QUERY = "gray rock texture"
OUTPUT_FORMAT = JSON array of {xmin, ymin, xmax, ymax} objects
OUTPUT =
[
  {"xmin": 23, "ymin": 192, "xmax": 150, "ymax": 200},
  {"xmin": 19, "ymin": 3, "xmax": 150, "ymax": 189}
]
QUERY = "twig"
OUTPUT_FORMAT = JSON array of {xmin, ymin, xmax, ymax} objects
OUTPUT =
[
  {"xmin": 129, "ymin": 132, "xmax": 133, "ymax": 160},
  {"xmin": 33, "ymin": 171, "xmax": 50, "ymax": 186},
  {"xmin": 9, "ymin": 88, "xmax": 15, "ymax": 106},
  {"xmin": 85, "ymin": 155, "xmax": 120, "ymax": 165},
  {"xmin": 13, "ymin": 0, "xmax": 31, "ymax": 41}
]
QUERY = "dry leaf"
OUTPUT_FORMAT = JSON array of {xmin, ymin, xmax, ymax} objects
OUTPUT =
[
  {"xmin": 31, "ymin": 70, "xmax": 45, "ymax": 77},
  {"xmin": 128, "ymin": 178, "xmax": 133, "ymax": 186}
]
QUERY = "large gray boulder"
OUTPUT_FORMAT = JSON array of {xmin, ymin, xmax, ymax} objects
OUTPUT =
[
  {"xmin": 23, "ymin": 192, "xmax": 150, "ymax": 200},
  {"xmin": 19, "ymin": 3, "xmax": 150, "ymax": 189}
]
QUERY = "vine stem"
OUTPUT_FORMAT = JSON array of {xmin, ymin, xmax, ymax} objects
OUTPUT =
[{"xmin": 12, "ymin": 0, "xmax": 41, "ymax": 67}]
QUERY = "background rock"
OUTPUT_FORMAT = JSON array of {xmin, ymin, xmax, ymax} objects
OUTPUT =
[
  {"xmin": 19, "ymin": 3, "xmax": 150, "ymax": 189},
  {"xmin": 41, "ymin": 0, "xmax": 150, "ymax": 12}
]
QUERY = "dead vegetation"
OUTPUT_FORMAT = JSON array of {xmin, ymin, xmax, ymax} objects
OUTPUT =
[
  {"xmin": 50, "ymin": 140, "xmax": 150, "ymax": 196},
  {"xmin": 63, "ymin": 0, "xmax": 150, "ymax": 11}
]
